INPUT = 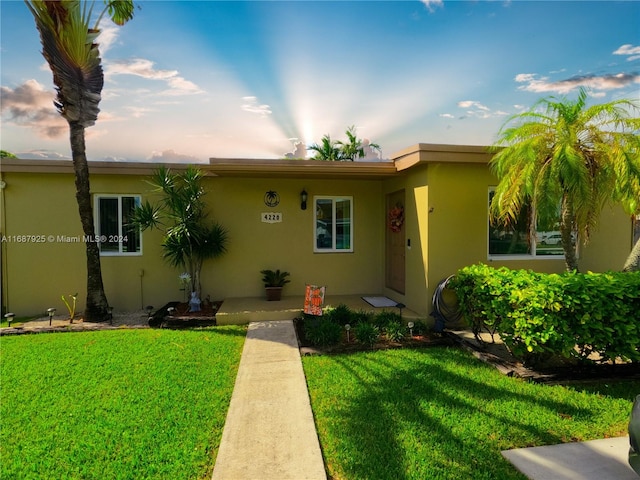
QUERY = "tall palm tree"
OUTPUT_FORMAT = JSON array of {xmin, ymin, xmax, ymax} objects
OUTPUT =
[
  {"xmin": 490, "ymin": 88, "xmax": 640, "ymax": 272},
  {"xmin": 25, "ymin": 0, "xmax": 135, "ymax": 321},
  {"xmin": 131, "ymin": 166, "xmax": 229, "ymax": 300}
]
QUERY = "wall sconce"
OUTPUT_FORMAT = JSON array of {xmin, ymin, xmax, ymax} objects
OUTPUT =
[
  {"xmin": 300, "ymin": 189, "xmax": 308, "ymax": 210},
  {"xmin": 47, "ymin": 307, "xmax": 56, "ymax": 326},
  {"xmin": 4, "ymin": 312, "xmax": 15, "ymax": 327}
]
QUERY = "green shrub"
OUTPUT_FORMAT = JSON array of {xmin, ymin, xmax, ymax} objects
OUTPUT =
[
  {"xmin": 374, "ymin": 310, "xmax": 401, "ymax": 329},
  {"xmin": 384, "ymin": 321, "xmax": 405, "ymax": 342},
  {"xmin": 354, "ymin": 322, "xmax": 379, "ymax": 347},
  {"xmin": 351, "ymin": 310, "xmax": 374, "ymax": 326},
  {"xmin": 452, "ymin": 264, "xmax": 640, "ymax": 363},
  {"xmin": 330, "ymin": 303, "xmax": 353, "ymax": 326},
  {"xmin": 305, "ymin": 318, "xmax": 342, "ymax": 346}
]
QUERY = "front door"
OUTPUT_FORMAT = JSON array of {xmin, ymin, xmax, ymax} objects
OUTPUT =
[{"xmin": 386, "ymin": 190, "xmax": 405, "ymax": 294}]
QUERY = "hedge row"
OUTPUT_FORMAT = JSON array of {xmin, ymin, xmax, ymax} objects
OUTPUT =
[{"xmin": 450, "ymin": 264, "xmax": 640, "ymax": 363}]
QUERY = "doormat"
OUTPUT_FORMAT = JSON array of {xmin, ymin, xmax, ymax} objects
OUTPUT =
[{"xmin": 362, "ymin": 296, "xmax": 399, "ymax": 308}]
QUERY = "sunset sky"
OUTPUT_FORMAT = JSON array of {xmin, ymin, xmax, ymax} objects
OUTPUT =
[{"xmin": 1, "ymin": 0, "xmax": 639, "ymax": 162}]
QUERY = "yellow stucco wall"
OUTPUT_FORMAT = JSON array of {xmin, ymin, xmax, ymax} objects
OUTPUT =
[
  {"xmin": 1, "ymin": 170, "xmax": 385, "ymax": 316},
  {"xmin": 381, "ymin": 160, "xmax": 633, "ymax": 321},
  {"xmin": 1, "ymin": 153, "xmax": 633, "ymax": 320}
]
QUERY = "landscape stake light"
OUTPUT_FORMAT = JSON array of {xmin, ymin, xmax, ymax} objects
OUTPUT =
[
  {"xmin": 167, "ymin": 307, "xmax": 176, "ymax": 316},
  {"xmin": 345, "ymin": 323, "xmax": 351, "ymax": 342},
  {"xmin": 107, "ymin": 306, "xmax": 114, "ymax": 325},
  {"xmin": 407, "ymin": 321, "xmax": 414, "ymax": 337},
  {"xmin": 300, "ymin": 189, "xmax": 308, "ymax": 210},
  {"xmin": 396, "ymin": 302, "xmax": 406, "ymax": 318},
  {"xmin": 145, "ymin": 305, "xmax": 154, "ymax": 318},
  {"xmin": 4, "ymin": 312, "xmax": 15, "ymax": 327},
  {"xmin": 47, "ymin": 308, "xmax": 56, "ymax": 326}
]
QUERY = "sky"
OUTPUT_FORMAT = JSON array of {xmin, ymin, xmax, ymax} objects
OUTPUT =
[{"xmin": 1, "ymin": 0, "xmax": 639, "ymax": 163}]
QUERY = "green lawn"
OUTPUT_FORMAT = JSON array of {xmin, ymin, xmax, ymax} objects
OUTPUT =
[
  {"xmin": 0, "ymin": 327, "xmax": 246, "ymax": 480},
  {"xmin": 303, "ymin": 346, "xmax": 637, "ymax": 480}
]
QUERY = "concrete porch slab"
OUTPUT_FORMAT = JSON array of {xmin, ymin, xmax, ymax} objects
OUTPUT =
[{"xmin": 215, "ymin": 294, "xmax": 421, "ymax": 325}]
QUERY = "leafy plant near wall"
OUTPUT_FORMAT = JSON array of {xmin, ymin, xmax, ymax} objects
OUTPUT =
[
  {"xmin": 131, "ymin": 166, "xmax": 229, "ymax": 300},
  {"xmin": 451, "ymin": 264, "xmax": 640, "ymax": 365},
  {"xmin": 61, "ymin": 293, "xmax": 78, "ymax": 322}
]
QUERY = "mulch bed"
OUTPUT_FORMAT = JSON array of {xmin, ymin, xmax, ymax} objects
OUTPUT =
[
  {"xmin": 293, "ymin": 317, "xmax": 456, "ymax": 356},
  {"xmin": 149, "ymin": 301, "xmax": 223, "ymax": 329}
]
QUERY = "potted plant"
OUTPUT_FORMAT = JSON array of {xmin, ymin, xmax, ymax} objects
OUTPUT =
[{"xmin": 260, "ymin": 269, "xmax": 290, "ymax": 301}]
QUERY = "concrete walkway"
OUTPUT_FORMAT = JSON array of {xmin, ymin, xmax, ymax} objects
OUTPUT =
[
  {"xmin": 502, "ymin": 436, "xmax": 637, "ymax": 480},
  {"xmin": 212, "ymin": 320, "xmax": 327, "ymax": 480}
]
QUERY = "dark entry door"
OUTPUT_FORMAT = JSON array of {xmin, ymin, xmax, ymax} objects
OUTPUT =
[{"xmin": 386, "ymin": 190, "xmax": 405, "ymax": 294}]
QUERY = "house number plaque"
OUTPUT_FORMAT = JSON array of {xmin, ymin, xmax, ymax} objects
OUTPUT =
[{"xmin": 261, "ymin": 212, "xmax": 282, "ymax": 223}]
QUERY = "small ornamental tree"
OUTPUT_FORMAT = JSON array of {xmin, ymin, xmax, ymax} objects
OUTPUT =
[
  {"xmin": 132, "ymin": 166, "xmax": 228, "ymax": 299},
  {"xmin": 490, "ymin": 88, "xmax": 640, "ymax": 272}
]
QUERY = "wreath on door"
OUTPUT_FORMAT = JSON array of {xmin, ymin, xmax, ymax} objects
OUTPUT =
[{"xmin": 388, "ymin": 204, "xmax": 404, "ymax": 232}]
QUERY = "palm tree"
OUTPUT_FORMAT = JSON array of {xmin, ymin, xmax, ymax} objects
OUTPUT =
[
  {"xmin": 131, "ymin": 166, "xmax": 229, "ymax": 299},
  {"xmin": 309, "ymin": 126, "xmax": 381, "ymax": 161},
  {"xmin": 308, "ymin": 134, "xmax": 342, "ymax": 161},
  {"xmin": 337, "ymin": 125, "xmax": 381, "ymax": 161},
  {"xmin": 25, "ymin": 1, "xmax": 135, "ymax": 321},
  {"xmin": 490, "ymin": 88, "xmax": 640, "ymax": 272}
]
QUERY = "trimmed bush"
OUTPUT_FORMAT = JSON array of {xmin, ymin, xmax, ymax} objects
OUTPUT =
[{"xmin": 451, "ymin": 264, "xmax": 640, "ymax": 363}]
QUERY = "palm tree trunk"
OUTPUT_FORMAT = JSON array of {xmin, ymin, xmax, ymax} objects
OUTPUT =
[
  {"xmin": 69, "ymin": 122, "xmax": 110, "ymax": 322},
  {"xmin": 560, "ymin": 196, "xmax": 579, "ymax": 272},
  {"xmin": 623, "ymin": 237, "xmax": 640, "ymax": 272}
]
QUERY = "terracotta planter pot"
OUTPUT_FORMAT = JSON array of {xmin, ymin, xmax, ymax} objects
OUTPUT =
[{"xmin": 265, "ymin": 287, "xmax": 283, "ymax": 301}]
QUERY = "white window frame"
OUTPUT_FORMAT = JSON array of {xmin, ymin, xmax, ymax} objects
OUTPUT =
[
  {"xmin": 487, "ymin": 187, "xmax": 576, "ymax": 260},
  {"xmin": 313, "ymin": 196, "xmax": 354, "ymax": 253},
  {"xmin": 94, "ymin": 194, "xmax": 142, "ymax": 256}
]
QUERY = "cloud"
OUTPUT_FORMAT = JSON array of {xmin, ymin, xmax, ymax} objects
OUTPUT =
[
  {"xmin": 284, "ymin": 140, "xmax": 307, "ymax": 159},
  {"xmin": 147, "ymin": 149, "xmax": 203, "ymax": 163},
  {"xmin": 420, "ymin": 0, "xmax": 443, "ymax": 13},
  {"xmin": 97, "ymin": 23, "xmax": 120, "ymax": 55},
  {"xmin": 458, "ymin": 100, "xmax": 490, "ymax": 111},
  {"xmin": 105, "ymin": 58, "xmax": 203, "ymax": 96},
  {"xmin": 12, "ymin": 149, "xmax": 71, "ymax": 160},
  {"xmin": 614, "ymin": 44, "xmax": 640, "ymax": 61},
  {"xmin": 515, "ymin": 71, "xmax": 640, "ymax": 94},
  {"xmin": 455, "ymin": 100, "xmax": 506, "ymax": 119},
  {"xmin": 0, "ymin": 79, "xmax": 67, "ymax": 138},
  {"xmin": 439, "ymin": 113, "xmax": 455, "ymax": 119},
  {"xmin": 241, "ymin": 96, "xmax": 272, "ymax": 116}
]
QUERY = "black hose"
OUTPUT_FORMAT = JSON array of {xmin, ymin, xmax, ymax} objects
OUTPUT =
[{"xmin": 431, "ymin": 275, "xmax": 462, "ymax": 331}]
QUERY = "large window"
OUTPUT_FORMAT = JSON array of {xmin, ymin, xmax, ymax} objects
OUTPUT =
[
  {"xmin": 488, "ymin": 189, "xmax": 575, "ymax": 259},
  {"xmin": 314, "ymin": 196, "xmax": 353, "ymax": 252},
  {"xmin": 95, "ymin": 195, "xmax": 141, "ymax": 255}
]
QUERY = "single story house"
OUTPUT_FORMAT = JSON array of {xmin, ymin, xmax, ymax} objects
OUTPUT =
[{"xmin": 0, "ymin": 143, "xmax": 635, "ymax": 323}]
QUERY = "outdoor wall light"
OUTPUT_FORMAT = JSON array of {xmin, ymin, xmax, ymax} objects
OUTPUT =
[
  {"xmin": 47, "ymin": 307, "xmax": 56, "ymax": 326},
  {"xmin": 345, "ymin": 323, "xmax": 351, "ymax": 342},
  {"xmin": 300, "ymin": 189, "xmax": 308, "ymax": 210},
  {"xmin": 407, "ymin": 321, "xmax": 415, "ymax": 337},
  {"xmin": 4, "ymin": 312, "xmax": 15, "ymax": 327}
]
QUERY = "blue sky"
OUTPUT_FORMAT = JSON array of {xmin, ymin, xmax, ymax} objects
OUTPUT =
[{"xmin": 1, "ymin": 0, "xmax": 639, "ymax": 162}]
